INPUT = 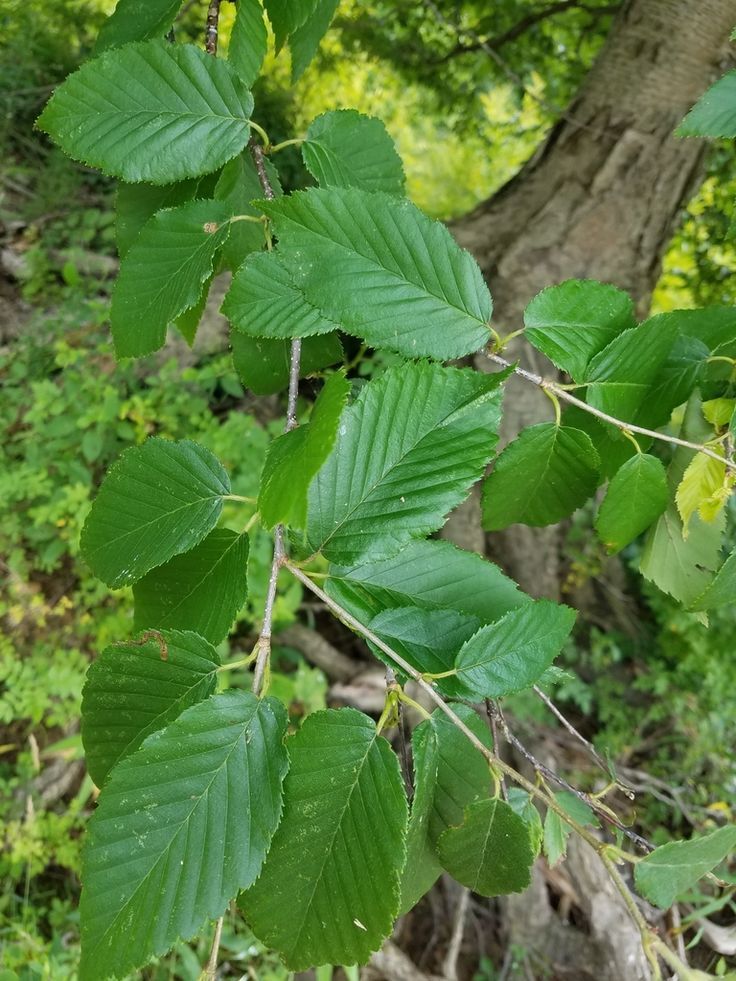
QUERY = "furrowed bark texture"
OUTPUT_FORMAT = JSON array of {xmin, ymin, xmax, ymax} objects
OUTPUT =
[{"xmin": 451, "ymin": 0, "xmax": 736, "ymax": 598}]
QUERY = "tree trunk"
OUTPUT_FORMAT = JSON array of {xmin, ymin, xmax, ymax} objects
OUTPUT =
[{"xmin": 450, "ymin": 0, "xmax": 736, "ymax": 597}]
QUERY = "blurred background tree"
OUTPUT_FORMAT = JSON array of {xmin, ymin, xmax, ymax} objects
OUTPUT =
[{"xmin": 1, "ymin": 1, "xmax": 735, "ymax": 977}]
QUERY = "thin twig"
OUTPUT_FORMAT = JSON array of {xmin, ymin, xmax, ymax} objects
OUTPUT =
[
  {"xmin": 203, "ymin": 916, "xmax": 224, "ymax": 980},
  {"xmin": 443, "ymin": 887, "xmax": 470, "ymax": 981},
  {"xmin": 486, "ymin": 352, "xmax": 736, "ymax": 472},
  {"xmin": 484, "ymin": 699, "xmax": 507, "ymax": 800},
  {"xmin": 205, "ymin": 0, "xmax": 221, "ymax": 55},
  {"xmin": 249, "ymin": 139, "xmax": 302, "ymax": 696}
]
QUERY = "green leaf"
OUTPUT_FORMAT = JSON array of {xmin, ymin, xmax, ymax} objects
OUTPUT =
[
  {"xmin": 111, "ymin": 199, "xmax": 231, "ymax": 358},
  {"xmin": 240, "ymin": 708, "xmax": 408, "ymax": 970},
  {"xmin": 453, "ymin": 600, "xmax": 576, "ymax": 698},
  {"xmin": 133, "ymin": 529, "xmax": 248, "ymax": 644},
  {"xmin": 689, "ymin": 548, "xmax": 736, "ymax": 611},
  {"xmin": 327, "ymin": 538, "xmax": 529, "ymax": 625},
  {"xmin": 79, "ymin": 691, "xmax": 288, "ymax": 979},
  {"xmin": 438, "ymin": 799, "xmax": 535, "ymax": 897},
  {"xmin": 595, "ymin": 454, "xmax": 669, "ymax": 553},
  {"xmin": 482, "ymin": 424, "xmax": 600, "ymax": 530},
  {"xmin": 305, "ymin": 362, "xmax": 506, "ymax": 564},
  {"xmin": 703, "ymin": 398, "xmax": 736, "ymax": 428},
  {"xmin": 260, "ymin": 187, "xmax": 492, "ymax": 360},
  {"xmin": 400, "ymin": 705, "xmax": 493, "ymax": 911},
  {"xmin": 584, "ymin": 317, "xmax": 677, "ymax": 427},
  {"xmin": 678, "ymin": 71, "xmax": 736, "ymax": 138},
  {"xmin": 289, "ymin": 0, "xmax": 340, "ymax": 81},
  {"xmin": 302, "ymin": 110, "xmax": 405, "ymax": 195},
  {"xmin": 634, "ymin": 826, "xmax": 736, "ymax": 909},
  {"xmin": 231, "ymin": 330, "xmax": 343, "ymax": 395},
  {"xmin": 223, "ymin": 251, "xmax": 342, "ymax": 340},
  {"xmin": 524, "ymin": 279, "xmax": 635, "ymax": 381},
  {"xmin": 38, "ymin": 42, "xmax": 254, "ymax": 185},
  {"xmin": 81, "ymin": 438, "xmax": 229, "ymax": 588},
  {"xmin": 259, "ymin": 371, "xmax": 350, "ymax": 529},
  {"xmin": 640, "ymin": 503, "xmax": 725, "ymax": 606},
  {"xmin": 641, "ymin": 335, "xmax": 710, "ymax": 430},
  {"xmin": 214, "ymin": 152, "xmax": 280, "ymax": 271},
  {"xmin": 560, "ymin": 405, "xmax": 638, "ymax": 479},
  {"xmin": 81, "ymin": 630, "xmax": 220, "ymax": 787},
  {"xmin": 94, "ymin": 0, "xmax": 182, "ymax": 52},
  {"xmin": 263, "ymin": 0, "xmax": 318, "ymax": 48},
  {"xmin": 175, "ymin": 274, "xmax": 212, "ymax": 346},
  {"xmin": 368, "ymin": 607, "xmax": 482, "ymax": 697},
  {"xmin": 229, "ymin": 0, "xmax": 268, "ymax": 86},
  {"xmin": 543, "ymin": 808, "xmax": 569, "ymax": 866}
]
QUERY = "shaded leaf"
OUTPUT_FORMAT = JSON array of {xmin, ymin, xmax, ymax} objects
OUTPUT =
[
  {"xmin": 453, "ymin": 600, "xmax": 576, "ymax": 698},
  {"xmin": 133, "ymin": 529, "xmax": 248, "ymax": 644},
  {"xmin": 289, "ymin": 0, "xmax": 340, "ymax": 80},
  {"xmin": 79, "ymin": 692, "xmax": 288, "ymax": 979},
  {"xmin": 640, "ymin": 503, "xmax": 725, "ymax": 606},
  {"xmin": 231, "ymin": 330, "xmax": 343, "ymax": 395},
  {"xmin": 241, "ymin": 708, "xmax": 408, "ymax": 970},
  {"xmin": 689, "ymin": 548, "xmax": 736, "ymax": 611},
  {"xmin": 214, "ymin": 152, "xmax": 280, "ymax": 271},
  {"xmin": 595, "ymin": 454, "xmax": 669, "ymax": 553},
  {"xmin": 635, "ymin": 826, "xmax": 736, "ymax": 909},
  {"xmin": 111, "ymin": 200, "xmax": 231, "ymax": 358},
  {"xmin": 524, "ymin": 279, "xmax": 634, "ymax": 381},
  {"xmin": 261, "ymin": 187, "xmax": 492, "ymax": 360},
  {"xmin": 327, "ymin": 538, "xmax": 529, "ymax": 626},
  {"xmin": 259, "ymin": 371, "xmax": 350, "ymax": 529},
  {"xmin": 438, "ymin": 799, "xmax": 535, "ymax": 896},
  {"xmin": 116, "ymin": 176, "xmax": 217, "ymax": 258},
  {"xmin": 38, "ymin": 42, "xmax": 254, "ymax": 184},
  {"xmin": 175, "ymin": 274, "xmax": 213, "ymax": 347},
  {"xmin": 263, "ymin": 0, "xmax": 318, "ymax": 48},
  {"xmin": 80, "ymin": 438, "xmax": 229, "ymax": 588},
  {"xmin": 94, "ymin": 0, "xmax": 181, "ymax": 52},
  {"xmin": 482, "ymin": 424, "xmax": 600, "ymax": 530},
  {"xmin": 81, "ymin": 630, "xmax": 220, "ymax": 787},
  {"xmin": 229, "ymin": 0, "xmax": 268, "ymax": 86},
  {"xmin": 303, "ymin": 110, "xmax": 405, "ymax": 195},
  {"xmin": 305, "ymin": 362, "xmax": 507, "ymax": 564}
]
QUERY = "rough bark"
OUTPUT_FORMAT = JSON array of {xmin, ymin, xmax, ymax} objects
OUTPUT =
[{"xmin": 451, "ymin": 0, "xmax": 736, "ymax": 597}]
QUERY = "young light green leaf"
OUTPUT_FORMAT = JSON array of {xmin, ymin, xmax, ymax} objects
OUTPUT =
[
  {"xmin": 94, "ymin": 0, "xmax": 182, "ymax": 53},
  {"xmin": 399, "ymin": 705, "xmax": 493, "ymax": 912},
  {"xmin": 228, "ymin": 0, "xmax": 268, "ymax": 85},
  {"xmin": 453, "ymin": 600, "xmax": 576, "ymax": 698},
  {"xmin": 289, "ymin": 0, "xmax": 340, "ymax": 80},
  {"xmin": 305, "ymin": 362, "xmax": 507, "ymax": 564},
  {"xmin": 80, "ymin": 438, "xmax": 229, "ymax": 588},
  {"xmin": 263, "ymin": 0, "xmax": 319, "ymax": 48},
  {"xmin": 133, "ymin": 529, "xmax": 248, "ymax": 644},
  {"xmin": 482, "ymin": 423, "xmax": 600, "ymax": 530},
  {"xmin": 524, "ymin": 279, "xmax": 635, "ymax": 381},
  {"xmin": 595, "ymin": 454, "xmax": 669, "ymax": 553},
  {"xmin": 240, "ymin": 708, "xmax": 408, "ymax": 970},
  {"xmin": 689, "ymin": 548, "xmax": 736, "ymax": 612},
  {"xmin": 259, "ymin": 371, "xmax": 350, "ymax": 529},
  {"xmin": 368, "ymin": 607, "xmax": 482, "ymax": 697},
  {"xmin": 81, "ymin": 630, "xmax": 220, "ymax": 787},
  {"xmin": 260, "ymin": 187, "xmax": 492, "ymax": 360},
  {"xmin": 38, "ymin": 42, "xmax": 254, "ymax": 185},
  {"xmin": 230, "ymin": 330, "xmax": 343, "ymax": 395},
  {"xmin": 79, "ymin": 692, "xmax": 288, "ymax": 980},
  {"xmin": 507, "ymin": 789, "xmax": 544, "ymax": 856},
  {"xmin": 111, "ymin": 199, "xmax": 231, "ymax": 358},
  {"xmin": 678, "ymin": 71, "xmax": 736, "ymax": 138},
  {"xmin": 584, "ymin": 317, "xmax": 677, "ymax": 427},
  {"xmin": 438, "ymin": 799, "xmax": 535, "ymax": 896},
  {"xmin": 302, "ymin": 110, "xmax": 405, "ymax": 195},
  {"xmin": 675, "ymin": 449, "xmax": 728, "ymax": 533},
  {"xmin": 327, "ymin": 538, "xmax": 529, "ymax": 626},
  {"xmin": 703, "ymin": 398, "xmax": 736, "ymax": 428},
  {"xmin": 634, "ymin": 825, "xmax": 736, "ymax": 909},
  {"xmin": 223, "ymin": 251, "xmax": 343, "ymax": 340}
]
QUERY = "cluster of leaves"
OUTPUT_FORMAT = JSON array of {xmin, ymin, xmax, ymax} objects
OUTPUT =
[{"xmin": 30, "ymin": 0, "xmax": 736, "ymax": 977}]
